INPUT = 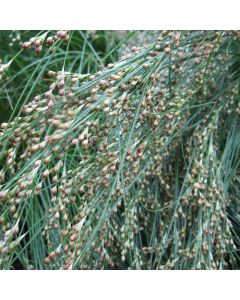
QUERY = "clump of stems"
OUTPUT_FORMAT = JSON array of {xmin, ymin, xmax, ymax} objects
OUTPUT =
[{"xmin": 0, "ymin": 30, "xmax": 240, "ymax": 269}]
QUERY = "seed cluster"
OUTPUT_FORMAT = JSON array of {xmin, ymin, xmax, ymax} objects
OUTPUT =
[
  {"xmin": 0, "ymin": 30, "xmax": 240, "ymax": 269},
  {"xmin": 22, "ymin": 31, "xmax": 69, "ymax": 54}
]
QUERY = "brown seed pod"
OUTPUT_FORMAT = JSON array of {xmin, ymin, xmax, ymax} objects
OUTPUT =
[
  {"xmin": 71, "ymin": 139, "xmax": 78, "ymax": 146},
  {"xmin": 48, "ymin": 100, "xmax": 54, "ymax": 109},
  {"xmin": 81, "ymin": 140, "xmax": 88, "ymax": 149},
  {"xmin": 70, "ymin": 233, "xmax": 76, "ymax": 241},
  {"xmin": 46, "ymin": 36, "xmax": 54, "ymax": 44},
  {"xmin": 22, "ymin": 41, "xmax": 32, "ymax": 49},
  {"xmin": 42, "ymin": 170, "xmax": 50, "ymax": 178},
  {"xmin": 164, "ymin": 47, "xmax": 171, "ymax": 54},
  {"xmin": 35, "ymin": 46, "xmax": 42, "ymax": 54},
  {"xmin": 57, "ymin": 31, "xmax": 68, "ymax": 39},
  {"xmin": 34, "ymin": 39, "xmax": 41, "ymax": 47},
  {"xmin": 44, "ymin": 257, "xmax": 51, "ymax": 264},
  {"xmin": 59, "ymin": 89, "xmax": 65, "ymax": 96}
]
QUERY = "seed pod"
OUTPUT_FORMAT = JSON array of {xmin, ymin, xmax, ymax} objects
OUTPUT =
[
  {"xmin": 81, "ymin": 139, "xmax": 88, "ymax": 149},
  {"xmin": 70, "ymin": 233, "xmax": 76, "ymax": 241},
  {"xmin": 0, "ymin": 191, "xmax": 7, "ymax": 200},
  {"xmin": 164, "ymin": 47, "xmax": 171, "ymax": 54},
  {"xmin": 54, "ymin": 211, "xmax": 60, "ymax": 219},
  {"xmin": 57, "ymin": 31, "xmax": 68, "ymax": 39},
  {"xmin": 89, "ymin": 75, "xmax": 95, "ymax": 81},
  {"xmin": 49, "ymin": 252, "xmax": 55, "ymax": 260},
  {"xmin": 59, "ymin": 89, "xmax": 65, "ymax": 96},
  {"xmin": 48, "ymin": 100, "xmax": 54, "ymax": 109},
  {"xmin": 153, "ymin": 119, "xmax": 159, "ymax": 127},
  {"xmin": 1, "ymin": 122, "xmax": 8, "ymax": 129},
  {"xmin": 55, "ymin": 244, "xmax": 62, "ymax": 256},
  {"xmin": 44, "ymin": 257, "xmax": 50, "ymax": 264},
  {"xmin": 71, "ymin": 139, "xmax": 78, "ymax": 146},
  {"xmin": 63, "ymin": 214, "xmax": 68, "ymax": 222},
  {"xmin": 35, "ymin": 46, "xmax": 42, "ymax": 54},
  {"xmin": 57, "ymin": 79, "xmax": 65, "ymax": 89},
  {"xmin": 34, "ymin": 39, "xmax": 41, "ymax": 47},
  {"xmin": 22, "ymin": 41, "xmax": 31, "ymax": 49},
  {"xmin": 42, "ymin": 169, "xmax": 49, "ymax": 178},
  {"xmin": 46, "ymin": 36, "xmax": 54, "ymax": 44},
  {"xmin": 18, "ymin": 181, "xmax": 27, "ymax": 191}
]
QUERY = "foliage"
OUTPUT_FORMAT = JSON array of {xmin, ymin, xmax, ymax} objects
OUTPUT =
[{"xmin": 0, "ymin": 30, "xmax": 239, "ymax": 269}]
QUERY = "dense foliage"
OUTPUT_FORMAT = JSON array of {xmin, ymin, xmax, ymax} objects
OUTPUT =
[{"xmin": 0, "ymin": 30, "xmax": 239, "ymax": 269}]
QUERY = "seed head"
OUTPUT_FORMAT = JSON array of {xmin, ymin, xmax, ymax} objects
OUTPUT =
[
  {"xmin": 81, "ymin": 139, "xmax": 88, "ymax": 149},
  {"xmin": 22, "ymin": 41, "xmax": 31, "ymax": 49}
]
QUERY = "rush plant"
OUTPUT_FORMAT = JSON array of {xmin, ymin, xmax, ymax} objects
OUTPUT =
[{"xmin": 0, "ymin": 30, "xmax": 239, "ymax": 269}]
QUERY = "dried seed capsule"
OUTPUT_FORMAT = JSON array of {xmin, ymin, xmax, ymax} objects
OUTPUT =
[
  {"xmin": 164, "ymin": 47, "xmax": 171, "ymax": 54},
  {"xmin": 59, "ymin": 89, "xmax": 65, "ymax": 96},
  {"xmin": 34, "ymin": 39, "xmax": 41, "ymax": 47},
  {"xmin": 54, "ymin": 212, "xmax": 60, "ymax": 219},
  {"xmin": 71, "ymin": 139, "xmax": 78, "ymax": 146},
  {"xmin": 46, "ymin": 36, "xmax": 54, "ymax": 44},
  {"xmin": 70, "ymin": 233, "xmax": 76, "ymax": 241},
  {"xmin": 42, "ymin": 170, "xmax": 49, "ymax": 178},
  {"xmin": 152, "ymin": 119, "xmax": 159, "ymax": 127},
  {"xmin": 48, "ymin": 100, "xmax": 54, "ymax": 109},
  {"xmin": 81, "ymin": 140, "xmax": 88, "ymax": 149},
  {"xmin": 22, "ymin": 41, "xmax": 31, "ymax": 49},
  {"xmin": 44, "ymin": 257, "xmax": 50, "ymax": 264},
  {"xmin": 35, "ymin": 46, "xmax": 42, "ymax": 54},
  {"xmin": 57, "ymin": 31, "xmax": 68, "ymax": 39}
]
